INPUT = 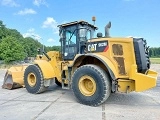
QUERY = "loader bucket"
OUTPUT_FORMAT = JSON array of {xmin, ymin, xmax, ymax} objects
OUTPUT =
[{"xmin": 2, "ymin": 65, "xmax": 28, "ymax": 90}]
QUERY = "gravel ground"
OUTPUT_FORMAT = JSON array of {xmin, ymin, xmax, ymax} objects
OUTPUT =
[{"xmin": 0, "ymin": 64, "xmax": 159, "ymax": 120}]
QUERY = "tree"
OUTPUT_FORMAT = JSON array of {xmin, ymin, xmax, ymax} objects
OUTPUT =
[
  {"xmin": 149, "ymin": 47, "xmax": 160, "ymax": 57},
  {"xmin": 0, "ymin": 20, "xmax": 7, "ymax": 40},
  {"xmin": 45, "ymin": 46, "xmax": 61, "ymax": 52},
  {"xmin": 23, "ymin": 37, "xmax": 42, "ymax": 57},
  {"xmin": 0, "ymin": 20, "xmax": 62, "ymax": 60},
  {"xmin": 0, "ymin": 36, "xmax": 25, "ymax": 63}
]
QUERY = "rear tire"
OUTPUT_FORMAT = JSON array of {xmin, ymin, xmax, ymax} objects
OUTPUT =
[
  {"xmin": 24, "ymin": 65, "xmax": 46, "ymax": 94},
  {"xmin": 72, "ymin": 64, "xmax": 111, "ymax": 106}
]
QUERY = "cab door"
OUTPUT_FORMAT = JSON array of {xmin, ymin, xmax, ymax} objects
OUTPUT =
[{"xmin": 63, "ymin": 30, "xmax": 78, "ymax": 60}]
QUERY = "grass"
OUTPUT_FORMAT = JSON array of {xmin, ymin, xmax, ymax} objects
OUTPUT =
[
  {"xmin": 0, "ymin": 64, "xmax": 13, "ymax": 69},
  {"xmin": 150, "ymin": 58, "xmax": 160, "ymax": 64}
]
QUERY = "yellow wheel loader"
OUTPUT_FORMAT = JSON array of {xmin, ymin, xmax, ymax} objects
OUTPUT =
[{"xmin": 2, "ymin": 18, "xmax": 158, "ymax": 106}]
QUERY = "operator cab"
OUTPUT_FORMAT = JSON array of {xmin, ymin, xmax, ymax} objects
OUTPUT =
[{"xmin": 58, "ymin": 21, "xmax": 97, "ymax": 60}]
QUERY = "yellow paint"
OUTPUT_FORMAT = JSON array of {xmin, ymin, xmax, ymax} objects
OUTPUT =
[
  {"xmin": 27, "ymin": 73, "xmax": 37, "ymax": 87},
  {"xmin": 108, "ymin": 38, "xmax": 135, "ymax": 77},
  {"xmin": 78, "ymin": 75, "xmax": 96, "ymax": 96},
  {"xmin": 128, "ymin": 64, "xmax": 157, "ymax": 92},
  {"xmin": 91, "ymin": 53, "xmax": 118, "ymax": 78},
  {"xmin": 6, "ymin": 65, "xmax": 28, "ymax": 85},
  {"xmin": 87, "ymin": 37, "xmax": 136, "ymax": 78},
  {"xmin": 118, "ymin": 79, "xmax": 135, "ymax": 93},
  {"xmin": 34, "ymin": 51, "xmax": 62, "ymax": 81},
  {"xmin": 47, "ymin": 51, "xmax": 62, "ymax": 81},
  {"xmin": 87, "ymin": 37, "xmax": 157, "ymax": 92},
  {"xmin": 34, "ymin": 60, "xmax": 56, "ymax": 79}
]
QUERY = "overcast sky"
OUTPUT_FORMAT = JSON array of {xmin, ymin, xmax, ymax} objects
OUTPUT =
[{"xmin": 0, "ymin": 0, "xmax": 160, "ymax": 47}]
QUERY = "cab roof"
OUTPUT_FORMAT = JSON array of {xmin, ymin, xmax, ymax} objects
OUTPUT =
[{"xmin": 57, "ymin": 20, "xmax": 98, "ymax": 29}]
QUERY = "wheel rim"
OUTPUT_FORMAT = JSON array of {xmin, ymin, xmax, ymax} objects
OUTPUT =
[
  {"xmin": 78, "ymin": 75, "xmax": 96, "ymax": 96},
  {"xmin": 27, "ymin": 73, "xmax": 37, "ymax": 87}
]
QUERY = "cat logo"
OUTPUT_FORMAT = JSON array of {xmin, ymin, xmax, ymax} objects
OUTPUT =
[{"xmin": 88, "ymin": 44, "xmax": 97, "ymax": 51}]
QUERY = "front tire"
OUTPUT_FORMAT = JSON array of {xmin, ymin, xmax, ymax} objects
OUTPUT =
[
  {"xmin": 72, "ymin": 64, "xmax": 111, "ymax": 106},
  {"xmin": 24, "ymin": 65, "xmax": 46, "ymax": 94}
]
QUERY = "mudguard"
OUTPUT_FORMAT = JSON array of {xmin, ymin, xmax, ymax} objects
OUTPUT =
[
  {"xmin": 34, "ymin": 60, "xmax": 56, "ymax": 79},
  {"xmin": 72, "ymin": 54, "xmax": 118, "ymax": 80}
]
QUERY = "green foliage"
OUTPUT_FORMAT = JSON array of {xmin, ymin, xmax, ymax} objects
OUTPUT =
[
  {"xmin": 0, "ymin": 20, "xmax": 61, "ymax": 63},
  {"xmin": 0, "ymin": 36, "xmax": 25, "ymax": 63},
  {"xmin": 22, "ymin": 37, "xmax": 42, "ymax": 57},
  {"xmin": 0, "ymin": 20, "xmax": 7, "ymax": 40},
  {"xmin": 149, "ymin": 47, "xmax": 160, "ymax": 57},
  {"xmin": 45, "ymin": 46, "xmax": 61, "ymax": 52}
]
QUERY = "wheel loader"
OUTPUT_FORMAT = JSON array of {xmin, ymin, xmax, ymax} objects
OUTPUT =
[{"xmin": 2, "ymin": 18, "xmax": 158, "ymax": 106}]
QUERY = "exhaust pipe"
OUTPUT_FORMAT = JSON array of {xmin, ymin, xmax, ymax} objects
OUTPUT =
[{"xmin": 105, "ymin": 21, "xmax": 111, "ymax": 37}]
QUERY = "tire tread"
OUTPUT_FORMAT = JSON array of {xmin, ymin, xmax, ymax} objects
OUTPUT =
[
  {"xmin": 72, "ymin": 64, "xmax": 111, "ymax": 106},
  {"xmin": 24, "ymin": 64, "xmax": 46, "ymax": 94}
]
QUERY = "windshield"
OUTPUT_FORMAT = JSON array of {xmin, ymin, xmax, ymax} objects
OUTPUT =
[
  {"xmin": 66, "ymin": 30, "xmax": 76, "ymax": 45},
  {"xmin": 79, "ymin": 28, "xmax": 91, "ymax": 41}
]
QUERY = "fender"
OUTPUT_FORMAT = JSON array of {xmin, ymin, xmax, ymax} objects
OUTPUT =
[
  {"xmin": 72, "ymin": 54, "xmax": 118, "ymax": 80},
  {"xmin": 34, "ymin": 60, "xmax": 56, "ymax": 79}
]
